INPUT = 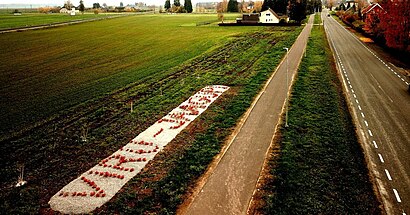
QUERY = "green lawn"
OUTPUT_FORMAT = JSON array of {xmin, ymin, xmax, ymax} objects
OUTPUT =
[{"xmin": 0, "ymin": 13, "xmax": 249, "ymax": 136}]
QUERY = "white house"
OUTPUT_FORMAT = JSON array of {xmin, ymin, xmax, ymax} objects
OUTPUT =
[
  {"xmin": 260, "ymin": 8, "xmax": 288, "ymax": 24},
  {"xmin": 59, "ymin": 8, "xmax": 69, "ymax": 13}
]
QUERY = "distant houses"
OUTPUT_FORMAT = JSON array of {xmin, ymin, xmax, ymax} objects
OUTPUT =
[{"xmin": 230, "ymin": 8, "xmax": 289, "ymax": 26}]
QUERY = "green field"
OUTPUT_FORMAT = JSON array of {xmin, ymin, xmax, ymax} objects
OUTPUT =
[
  {"xmin": 260, "ymin": 14, "xmax": 381, "ymax": 214},
  {"xmin": 0, "ymin": 13, "xmax": 244, "ymax": 137},
  {"xmin": 0, "ymin": 12, "xmax": 114, "ymax": 29},
  {"xmin": 0, "ymin": 13, "xmax": 303, "ymax": 213}
]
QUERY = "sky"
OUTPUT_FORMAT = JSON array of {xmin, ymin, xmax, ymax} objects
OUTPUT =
[{"xmin": 0, "ymin": 0, "xmax": 214, "ymax": 7}]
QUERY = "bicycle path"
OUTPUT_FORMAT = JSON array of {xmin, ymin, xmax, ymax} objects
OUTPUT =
[{"xmin": 183, "ymin": 15, "xmax": 314, "ymax": 215}]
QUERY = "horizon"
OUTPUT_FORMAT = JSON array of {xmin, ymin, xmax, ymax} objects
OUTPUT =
[{"xmin": 0, "ymin": 0, "xmax": 223, "ymax": 8}]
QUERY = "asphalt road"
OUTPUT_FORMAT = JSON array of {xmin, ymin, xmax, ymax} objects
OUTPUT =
[
  {"xmin": 182, "ymin": 15, "xmax": 314, "ymax": 215},
  {"xmin": 322, "ymin": 10, "xmax": 410, "ymax": 215}
]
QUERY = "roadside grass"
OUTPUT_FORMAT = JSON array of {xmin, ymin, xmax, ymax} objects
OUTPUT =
[
  {"xmin": 0, "ymin": 14, "xmax": 257, "ymax": 137},
  {"xmin": 0, "ymin": 23, "xmax": 302, "ymax": 213},
  {"xmin": 262, "ymin": 14, "xmax": 381, "ymax": 214},
  {"xmin": 313, "ymin": 12, "xmax": 321, "ymax": 24}
]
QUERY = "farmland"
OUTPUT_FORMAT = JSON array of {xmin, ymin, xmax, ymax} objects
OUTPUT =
[
  {"xmin": 0, "ymin": 13, "xmax": 245, "ymax": 137},
  {"xmin": 0, "ymin": 12, "xmax": 112, "ymax": 30},
  {"xmin": 0, "ymin": 14, "xmax": 303, "ymax": 213}
]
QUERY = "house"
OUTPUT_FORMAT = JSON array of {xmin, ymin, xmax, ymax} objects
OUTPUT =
[
  {"xmin": 362, "ymin": 3, "xmax": 383, "ymax": 22},
  {"xmin": 59, "ymin": 8, "xmax": 69, "ymax": 13},
  {"xmin": 259, "ymin": 8, "xmax": 288, "ymax": 24}
]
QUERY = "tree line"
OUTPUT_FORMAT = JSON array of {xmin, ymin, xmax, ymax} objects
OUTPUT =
[
  {"xmin": 164, "ymin": 0, "xmax": 193, "ymax": 13},
  {"xmin": 217, "ymin": 0, "xmax": 321, "ymax": 22}
]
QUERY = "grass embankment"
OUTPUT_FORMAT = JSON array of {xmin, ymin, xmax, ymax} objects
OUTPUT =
[
  {"xmin": 0, "ymin": 19, "xmax": 302, "ymax": 213},
  {"xmin": 261, "ymin": 14, "xmax": 381, "ymax": 214},
  {"xmin": 0, "ymin": 14, "xmax": 249, "ymax": 137}
]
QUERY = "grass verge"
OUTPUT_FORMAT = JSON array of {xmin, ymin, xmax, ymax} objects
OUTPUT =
[{"xmin": 259, "ymin": 14, "xmax": 382, "ymax": 214}]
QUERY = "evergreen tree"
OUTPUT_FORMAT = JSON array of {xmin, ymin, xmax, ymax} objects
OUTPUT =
[
  {"xmin": 262, "ymin": 0, "xmax": 273, "ymax": 11},
  {"xmin": 79, "ymin": 0, "xmax": 85, "ymax": 13},
  {"xmin": 272, "ymin": 0, "xmax": 287, "ymax": 14},
  {"xmin": 165, "ymin": 0, "xmax": 171, "ymax": 10},
  {"xmin": 174, "ymin": 0, "xmax": 181, "ymax": 7},
  {"xmin": 227, "ymin": 0, "xmax": 238, "ymax": 12},
  {"xmin": 184, "ymin": 0, "xmax": 193, "ymax": 12}
]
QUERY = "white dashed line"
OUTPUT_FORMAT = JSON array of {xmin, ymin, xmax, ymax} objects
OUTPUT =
[
  {"xmin": 364, "ymin": 120, "xmax": 368, "ymax": 127},
  {"xmin": 353, "ymin": 94, "xmax": 357, "ymax": 98},
  {"xmin": 349, "ymin": 85, "xmax": 353, "ymax": 89},
  {"xmin": 385, "ymin": 169, "xmax": 392, "ymax": 180},
  {"xmin": 361, "ymin": 112, "xmax": 365, "ymax": 118},
  {"xmin": 378, "ymin": 153, "xmax": 384, "ymax": 163},
  {"xmin": 393, "ymin": 189, "xmax": 402, "ymax": 203},
  {"xmin": 373, "ymin": 140, "xmax": 378, "ymax": 148},
  {"xmin": 368, "ymin": 129, "xmax": 373, "ymax": 136},
  {"xmin": 358, "ymin": 105, "xmax": 362, "ymax": 110}
]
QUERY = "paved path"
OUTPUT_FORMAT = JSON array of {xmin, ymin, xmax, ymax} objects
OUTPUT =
[
  {"xmin": 183, "ymin": 15, "xmax": 314, "ymax": 215},
  {"xmin": 323, "ymin": 10, "xmax": 409, "ymax": 215}
]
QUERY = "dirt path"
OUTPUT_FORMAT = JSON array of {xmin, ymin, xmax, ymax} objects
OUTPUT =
[{"xmin": 181, "ymin": 15, "xmax": 314, "ymax": 215}]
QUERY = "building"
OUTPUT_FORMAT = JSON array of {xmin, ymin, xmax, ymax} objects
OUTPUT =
[{"xmin": 259, "ymin": 8, "xmax": 288, "ymax": 23}]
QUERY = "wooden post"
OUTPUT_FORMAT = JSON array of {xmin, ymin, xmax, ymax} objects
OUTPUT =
[{"xmin": 130, "ymin": 101, "xmax": 133, "ymax": 113}]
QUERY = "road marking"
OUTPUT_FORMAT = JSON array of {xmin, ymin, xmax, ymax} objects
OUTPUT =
[
  {"xmin": 368, "ymin": 129, "xmax": 373, "ymax": 136},
  {"xmin": 353, "ymin": 94, "xmax": 356, "ymax": 98},
  {"xmin": 358, "ymin": 105, "xmax": 362, "ymax": 110},
  {"xmin": 373, "ymin": 140, "xmax": 378, "ymax": 148},
  {"xmin": 385, "ymin": 169, "xmax": 392, "ymax": 180},
  {"xmin": 361, "ymin": 112, "xmax": 365, "ymax": 118},
  {"xmin": 401, "ymin": 78, "xmax": 405, "ymax": 82},
  {"xmin": 393, "ymin": 189, "xmax": 402, "ymax": 203},
  {"xmin": 351, "ymin": 89, "xmax": 355, "ymax": 93},
  {"xmin": 378, "ymin": 153, "xmax": 384, "ymax": 163},
  {"xmin": 364, "ymin": 120, "xmax": 368, "ymax": 127},
  {"xmin": 349, "ymin": 85, "xmax": 353, "ymax": 89}
]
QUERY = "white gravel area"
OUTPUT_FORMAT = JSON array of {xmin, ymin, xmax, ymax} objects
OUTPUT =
[{"xmin": 49, "ymin": 85, "xmax": 229, "ymax": 214}]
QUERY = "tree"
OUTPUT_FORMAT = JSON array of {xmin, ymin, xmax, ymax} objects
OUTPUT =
[
  {"xmin": 174, "ymin": 0, "xmax": 181, "ymax": 7},
  {"xmin": 253, "ymin": 1, "xmax": 263, "ymax": 12},
  {"xmin": 262, "ymin": 0, "xmax": 273, "ymax": 11},
  {"xmin": 120, "ymin": 2, "xmax": 124, "ymax": 7},
  {"xmin": 165, "ymin": 0, "xmax": 171, "ymax": 10},
  {"xmin": 216, "ymin": 0, "xmax": 228, "ymax": 12},
  {"xmin": 288, "ymin": 0, "xmax": 306, "ymax": 22},
  {"xmin": 184, "ymin": 0, "xmax": 192, "ymax": 12},
  {"xmin": 227, "ymin": 0, "xmax": 238, "ymax": 12},
  {"xmin": 93, "ymin": 3, "xmax": 101, "ymax": 8},
  {"xmin": 64, "ymin": 0, "xmax": 74, "ymax": 9},
  {"xmin": 79, "ymin": 0, "xmax": 85, "ymax": 14},
  {"xmin": 102, "ymin": 3, "xmax": 108, "ymax": 8},
  {"xmin": 379, "ymin": 0, "xmax": 410, "ymax": 51}
]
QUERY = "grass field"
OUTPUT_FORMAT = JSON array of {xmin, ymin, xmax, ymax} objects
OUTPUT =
[
  {"xmin": 259, "ymin": 14, "xmax": 381, "ymax": 214},
  {"xmin": 0, "ymin": 13, "xmax": 302, "ymax": 213},
  {"xmin": 0, "ymin": 12, "xmax": 112, "ymax": 29},
  {"xmin": 0, "ymin": 13, "xmax": 245, "ymax": 137}
]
